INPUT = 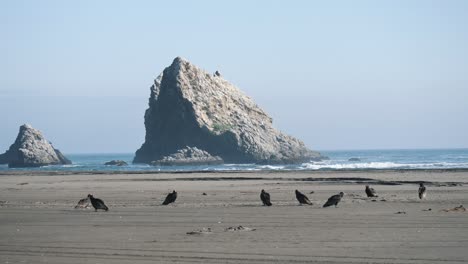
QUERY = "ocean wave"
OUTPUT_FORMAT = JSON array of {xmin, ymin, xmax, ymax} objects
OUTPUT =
[{"xmin": 300, "ymin": 161, "xmax": 468, "ymax": 170}]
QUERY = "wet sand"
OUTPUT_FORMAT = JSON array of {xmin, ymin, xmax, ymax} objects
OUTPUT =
[{"xmin": 1, "ymin": 170, "xmax": 468, "ymax": 263}]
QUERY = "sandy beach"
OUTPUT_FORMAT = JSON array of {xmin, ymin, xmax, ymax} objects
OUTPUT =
[{"xmin": 1, "ymin": 170, "xmax": 467, "ymax": 263}]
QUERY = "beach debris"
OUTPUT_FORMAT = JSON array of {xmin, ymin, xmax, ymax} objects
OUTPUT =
[
  {"xmin": 74, "ymin": 197, "xmax": 90, "ymax": 209},
  {"xmin": 186, "ymin": 227, "xmax": 212, "ymax": 235},
  {"xmin": 309, "ymin": 191, "xmax": 315, "ymax": 194},
  {"xmin": 441, "ymin": 205, "xmax": 466, "ymax": 212},
  {"xmin": 225, "ymin": 225, "xmax": 256, "ymax": 232},
  {"xmin": 365, "ymin": 185, "xmax": 378, "ymax": 197},
  {"xmin": 162, "ymin": 190, "xmax": 177, "ymax": 205},
  {"xmin": 423, "ymin": 208, "xmax": 432, "ymax": 211},
  {"xmin": 395, "ymin": 211, "xmax": 406, "ymax": 214},
  {"xmin": 295, "ymin": 190, "xmax": 312, "ymax": 205},
  {"xmin": 88, "ymin": 194, "xmax": 109, "ymax": 211},
  {"xmin": 371, "ymin": 199, "xmax": 377, "ymax": 202},
  {"xmin": 260, "ymin": 189, "xmax": 272, "ymax": 206},
  {"xmin": 0, "ymin": 201, "xmax": 7, "ymax": 206},
  {"xmin": 202, "ymin": 192, "xmax": 207, "ymax": 196},
  {"xmin": 418, "ymin": 183, "xmax": 427, "ymax": 199},
  {"xmin": 323, "ymin": 192, "xmax": 344, "ymax": 208},
  {"xmin": 380, "ymin": 199, "xmax": 387, "ymax": 202},
  {"xmin": 17, "ymin": 182, "xmax": 29, "ymax": 185}
]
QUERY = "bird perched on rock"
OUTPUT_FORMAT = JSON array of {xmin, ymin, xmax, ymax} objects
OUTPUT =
[
  {"xmin": 214, "ymin": 70, "xmax": 221, "ymax": 77},
  {"xmin": 87, "ymin": 194, "xmax": 109, "ymax": 211},
  {"xmin": 295, "ymin": 190, "xmax": 312, "ymax": 205},
  {"xmin": 162, "ymin": 190, "xmax": 177, "ymax": 205},
  {"xmin": 323, "ymin": 192, "xmax": 344, "ymax": 208},
  {"xmin": 365, "ymin": 185, "xmax": 378, "ymax": 197},
  {"xmin": 260, "ymin": 189, "xmax": 272, "ymax": 206},
  {"xmin": 418, "ymin": 183, "xmax": 427, "ymax": 199}
]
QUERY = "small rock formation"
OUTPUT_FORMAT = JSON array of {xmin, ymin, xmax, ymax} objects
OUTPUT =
[
  {"xmin": 348, "ymin": 158, "xmax": 361, "ymax": 162},
  {"xmin": 151, "ymin": 146, "xmax": 223, "ymax": 166},
  {"xmin": 134, "ymin": 57, "xmax": 325, "ymax": 165},
  {"xmin": 104, "ymin": 160, "xmax": 128, "ymax": 166},
  {"xmin": 0, "ymin": 124, "xmax": 71, "ymax": 168}
]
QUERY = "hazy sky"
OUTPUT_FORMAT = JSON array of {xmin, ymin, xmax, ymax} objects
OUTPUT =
[{"xmin": 1, "ymin": 0, "xmax": 467, "ymax": 153}]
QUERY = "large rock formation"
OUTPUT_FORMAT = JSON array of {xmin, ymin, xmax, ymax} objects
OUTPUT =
[
  {"xmin": 0, "ymin": 124, "xmax": 71, "ymax": 168},
  {"xmin": 104, "ymin": 160, "xmax": 128, "ymax": 166},
  {"xmin": 134, "ymin": 57, "xmax": 325, "ymax": 165},
  {"xmin": 151, "ymin": 146, "xmax": 223, "ymax": 166}
]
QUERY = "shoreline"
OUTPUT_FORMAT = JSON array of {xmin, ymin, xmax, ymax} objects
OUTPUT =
[{"xmin": 1, "ymin": 167, "xmax": 468, "ymax": 176}]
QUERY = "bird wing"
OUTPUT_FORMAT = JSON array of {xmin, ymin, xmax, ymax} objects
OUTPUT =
[
  {"xmin": 163, "ymin": 193, "xmax": 176, "ymax": 205},
  {"xmin": 162, "ymin": 194, "xmax": 172, "ymax": 205},
  {"xmin": 296, "ymin": 192, "xmax": 308, "ymax": 204},
  {"xmin": 323, "ymin": 195, "xmax": 338, "ymax": 207},
  {"xmin": 95, "ymin": 198, "xmax": 108, "ymax": 210},
  {"xmin": 264, "ymin": 192, "xmax": 271, "ymax": 205}
]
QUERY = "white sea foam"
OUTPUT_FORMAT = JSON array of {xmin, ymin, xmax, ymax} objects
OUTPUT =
[
  {"xmin": 258, "ymin": 165, "xmax": 286, "ymax": 170},
  {"xmin": 300, "ymin": 161, "xmax": 468, "ymax": 170}
]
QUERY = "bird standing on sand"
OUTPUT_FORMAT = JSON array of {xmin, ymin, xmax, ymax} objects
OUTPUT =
[
  {"xmin": 323, "ymin": 192, "xmax": 344, "ymax": 208},
  {"xmin": 162, "ymin": 190, "xmax": 177, "ymax": 205},
  {"xmin": 260, "ymin": 189, "xmax": 272, "ymax": 206},
  {"xmin": 365, "ymin": 185, "xmax": 378, "ymax": 197},
  {"xmin": 87, "ymin": 194, "xmax": 109, "ymax": 211},
  {"xmin": 418, "ymin": 183, "xmax": 427, "ymax": 199},
  {"xmin": 295, "ymin": 190, "xmax": 312, "ymax": 205},
  {"xmin": 74, "ymin": 197, "xmax": 90, "ymax": 209}
]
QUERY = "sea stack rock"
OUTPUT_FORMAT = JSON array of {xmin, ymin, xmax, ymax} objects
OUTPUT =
[
  {"xmin": 104, "ymin": 160, "xmax": 128, "ymax": 166},
  {"xmin": 134, "ymin": 57, "xmax": 325, "ymax": 165},
  {"xmin": 0, "ymin": 124, "xmax": 71, "ymax": 168},
  {"xmin": 151, "ymin": 146, "xmax": 223, "ymax": 166}
]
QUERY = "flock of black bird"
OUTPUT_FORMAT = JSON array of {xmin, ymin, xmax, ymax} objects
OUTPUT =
[{"xmin": 82, "ymin": 183, "xmax": 428, "ymax": 212}]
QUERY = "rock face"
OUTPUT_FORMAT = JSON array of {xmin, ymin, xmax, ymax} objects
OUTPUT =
[
  {"xmin": 151, "ymin": 146, "xmax": 223, "ymax": 166},
  {"xmin": 0, "ymin": 124, "xmax": 71, "ymax": 168},
  {"xmin": 134, "ymin": 57, "xmax": 325, "ymax": 165},
  {"xmin": 104, "ymin": 160, "xmax": 128, "ymax": 166}
]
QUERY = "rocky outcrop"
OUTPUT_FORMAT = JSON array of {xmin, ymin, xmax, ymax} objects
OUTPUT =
[
  {"xmin": 151, "ymin": 146, "xmax": 223, "ymax": 166},
  {"xmin": 0, "ymin": 124, "xmax": 71, "ymax": 168},
  {"xmin": 104, "ymin": 160, "xmax": 128, "ymax": 166},
  {"xmin": 134, "ymin": 57, "xmax": 325, "ymax": 165}
]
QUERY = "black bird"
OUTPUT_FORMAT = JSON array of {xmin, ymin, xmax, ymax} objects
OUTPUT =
[
  {"xmin": 418, "ymin": 183, "xmax": 427, "ymax": 199},
  {"xmin": 295, "ymin": 190, "xmax": 312, "ymax": 205},
  {"xmin": 162, "ymin": 190, "xmax": 177, "ymax": 205},
  {"xmin": 323, "ymin": 192, "xmax": 344, "ymax": 208},
  {"xmin": 365, "ymin": 185, "xmax": 378, "ymax": 197},
  {"xmin": 87, "ymin": 194, "xmax": 109, "ymax": 211},
  {"xmin": 260, "ymin": 189, "xmax": 272, "ymax": 206}
]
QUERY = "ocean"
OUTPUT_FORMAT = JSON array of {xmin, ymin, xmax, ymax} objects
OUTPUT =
[{"xmin": 1, "ymin": 148, "xmax": 468, "ymax": 172}]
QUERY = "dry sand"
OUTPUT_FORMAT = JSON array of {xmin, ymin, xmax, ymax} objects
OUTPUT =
[{"xmin": 1, "ymin": 170, "xmax": 468, "ymax": 263}]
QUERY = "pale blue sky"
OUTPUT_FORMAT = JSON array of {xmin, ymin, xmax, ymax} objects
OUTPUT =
[{"xmin": 1, "ymin": 0, "xmax": 467, "ymax": 153}]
